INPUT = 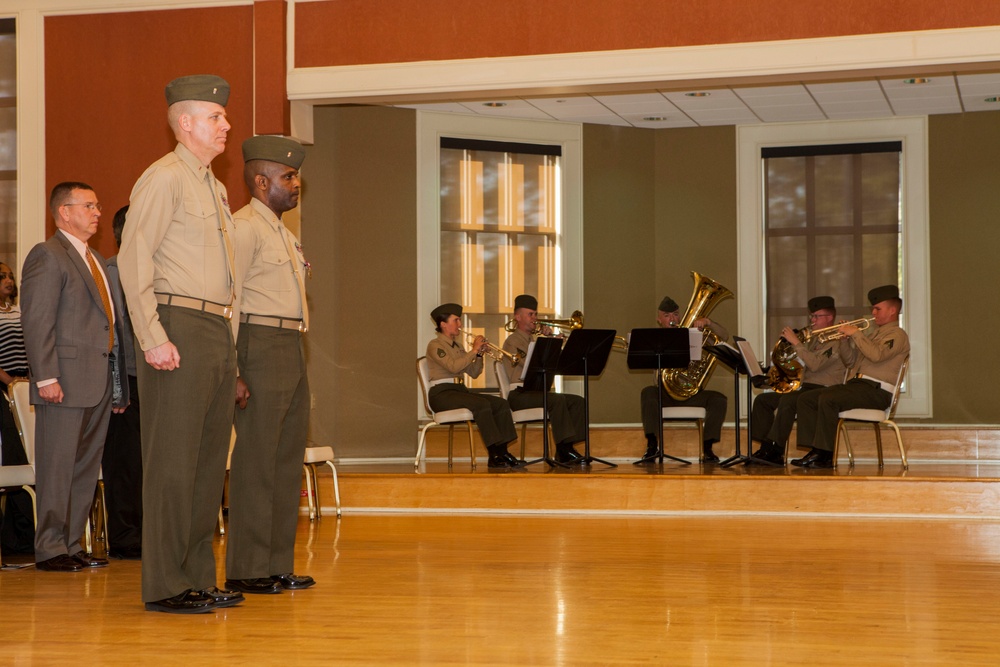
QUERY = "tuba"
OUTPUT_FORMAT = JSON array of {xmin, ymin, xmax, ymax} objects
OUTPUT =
[{"xmin": 661, "ymin": 272, "xmax": 734, "ymax": 400}]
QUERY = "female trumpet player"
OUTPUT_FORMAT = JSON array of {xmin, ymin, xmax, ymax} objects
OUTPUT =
[{"xmin": 425, "ymin": 303, "xmax": 523, "ymax": 469}]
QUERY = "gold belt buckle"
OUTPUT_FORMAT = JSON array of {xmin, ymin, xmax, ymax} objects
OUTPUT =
[{"xmin": 223, "ymin": 305, "xmax": 234, "ymax": 321}]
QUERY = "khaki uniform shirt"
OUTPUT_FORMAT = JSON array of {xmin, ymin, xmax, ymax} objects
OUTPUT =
[
  {"xmin": 119, "ymin": 143, "xmax": 234, "ymax": 350},
  {"xmin": 838, "ymin": 320, "xmax": 910, "ymax": 385},
  {"xmin": 232, "ymin": 198, "xmax": 307, "ymax": 322},
  {"xmin": 793, "ymin": 338, "xmax": 845, "ymax": 387},
  {"xmin": 501, "ymin": 328, "xmax": 533, "ymax": 386},
  {"xmin": 426, "ymin": 332, "xmax": 483, "ymax": 381}
]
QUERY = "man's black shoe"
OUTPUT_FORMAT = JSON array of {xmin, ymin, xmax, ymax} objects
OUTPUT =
[
  {"xmin": 108, "ymin": 544, "xmax": 142, "ymax": 560},
  {"xmin": 790, "ymin": 448, "xmax": 822, "ymax": 467},
  {"xmin": 201, "ymin": 586, "xmax": 244, "ymax": 608},
  {"xmin": 272, "ymin": 573, "xmax": 316, "ymax": 590},
  {"xmin": 634, "ymin": 444, "xmax": 659, "ymax": 465},
  {"xmin": 145, "ymin": 589, "xmax": 215, "ymax": 614},
  {"xmin": 35, "ymin": 554, "xmax": 83, "ymax": 572},
  {"xmin": 487, "ymin": 454, "xmax": 512, "ymax": 469},
  {"xmin": 749, "ymin": 442, "xmax": 784, "ymax": 467},
  {"xmin": 502, "ymin": 452, "xmax": 528, "ymax": 468},
  {"xmin": 70, "ymin": 551, "xmax": 109, "ymax": 569},
  {"xmin": 555, "ymin": 446, "xmax": 583, "ymax": 465},
  {"xmin": 225, "ymin": 577, "xmax": 283, "ymax": 594},
  {"xmin": 803, "ymin": 450, "xmax": 834, "ymax": 469},
  {"xmin": 701, "ymin": 448, "xmax": 720, "ymax": 464}
]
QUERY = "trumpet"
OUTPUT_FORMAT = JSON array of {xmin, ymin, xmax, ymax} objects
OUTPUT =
[
  {"xmin": 461, "ymin": 330, "xmax": 524, "ymax": 367},
  {"xmin": 504, "ymin": 310, "xmax": 584, "ymax": 335},
  {"xmin": 808, "ymin": 316, "xmax": 875, "ymax": 343}
]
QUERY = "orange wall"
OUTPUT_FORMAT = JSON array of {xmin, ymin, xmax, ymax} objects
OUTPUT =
[
  {"xmin": 295, "ymin": 0, "xmax": 1000, "ymax": 67},
  {"xmin": 45, "ymin": 6, "xmax": 255, "ymax": 258}
]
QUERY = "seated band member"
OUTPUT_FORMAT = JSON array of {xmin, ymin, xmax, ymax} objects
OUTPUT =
[
  {"xmin": 636, "ymin": 296, "xmax": 728, "ymax": 464},
  {"xmin": 792, "ymin": 285, "xmax": 910, "ymax": 469},
  {"xmin": 501, "ymin": 294, "xmax": 587, "ymax": 465},
  {"xmin": 425, "ymin": 303, "xmax": 522, "ymax": 470},
  {"xmin": 748, "ymin": 296, "xmax": 846, "ymax": 466}
]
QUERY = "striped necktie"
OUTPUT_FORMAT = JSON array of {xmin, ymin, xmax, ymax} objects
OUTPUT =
[{"xmin": 86, "ymin": 248, "xmax": 114, "ymax": 352}]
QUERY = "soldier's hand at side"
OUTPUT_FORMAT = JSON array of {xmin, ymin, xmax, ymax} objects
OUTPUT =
[
  {"xmin": 236, "ymin": 377, "xmax": 251, "ymax": 409},
  {"xmin": 144, "ymin": 341, "xmax": 181, "ymax": 371}
]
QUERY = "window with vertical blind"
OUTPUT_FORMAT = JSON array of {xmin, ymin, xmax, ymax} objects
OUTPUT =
[
  {"xmin": 0, "ymin": 19, "xmax": 16, "ymax": 265},
  {"xmin": 762, "ymin": 141, "xmax": 902, "ymax": 344},
  {"xmin": 439, "ymin": 137, "xmax": 562, "ymax": 389}
]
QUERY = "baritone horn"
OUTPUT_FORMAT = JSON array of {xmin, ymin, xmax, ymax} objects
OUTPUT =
[{"xmin": 461, "ymin": 331, "xmax": 524, "ymax": 367}]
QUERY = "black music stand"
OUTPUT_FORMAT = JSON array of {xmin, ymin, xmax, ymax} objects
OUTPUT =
[
  {"xmin": 704, "ymin": 339, "xmax": 769, "ymax": 468},
  {"xmin": 519, "ymin": 336, "xmax": 568, "ymax": 468},
  {"xmin": 557, "ymin": 329, "xmax": 618, "ymax": 468},
  {"xmin": 627, "ymin": 327, "xmax": 694, "ymax": 465}
]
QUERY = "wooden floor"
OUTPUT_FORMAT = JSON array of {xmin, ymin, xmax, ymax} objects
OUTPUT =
[{"xmin": 4, "ymin": 512, "xmax": 1000, "ymax": 665}]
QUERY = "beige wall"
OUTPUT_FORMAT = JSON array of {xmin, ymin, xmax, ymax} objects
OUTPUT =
[
  {"xmin": 302, "ymin": 107, "xmax": 998, "ymax": 458},
  {"xmin": 927, "ymin": 113, "xmax": 1000, "ymax": 424},
  {"xmin": 303, "ymin": 106, "xmax": 418, "ymax": 458}
]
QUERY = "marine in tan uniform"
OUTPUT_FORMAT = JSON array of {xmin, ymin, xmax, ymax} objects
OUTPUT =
[
  {"xmin": 425, "ymin": 303, "xmax": 521, "ymax": 469},
  {"xmin": 118, "ymin": 75, "xmax": 242, "ymax": 614},
  {"xmin": 226, "ymin": 135, "xmax": 314, "ymax": 595},
  {"xmin": 793, "ymin": 285, "xmax": 910, "ymax": 469},
  {"xmin": 636, "ymin": 296, "xmax": 729, "ymax": 464},
  {"xmin": 501, "ymin": 294, "xmax": 586, "ymax": 464},
  {"xmin": 748, "ymin": 296, "xmax": 847, "ymax": 466}
]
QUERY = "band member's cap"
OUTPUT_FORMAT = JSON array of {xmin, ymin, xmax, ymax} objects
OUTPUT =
[
  {"xmin": 513, "ymin": 294, "xmax": 537, "ymax": 311},
  {"xmin": 242, "ymin": 135, "xmax": 306, "ymax": 169},
  {"xmin": 165, "ymin": 75, "xmax": 230, "ymax": 106},
  {"xmin": 867, "ymin": 284, "xmax": 899, "ymax": 305},
  {"xmin": 430, "ymin": 303, "xmax": 463, "ymax": 324},
  {"xmin": 807, "ymin": 296, "xmax": 835, "ymax": 312},
  {"xmin": 658, "ymin": 296, "xmax": 679, "ymax": 314}
]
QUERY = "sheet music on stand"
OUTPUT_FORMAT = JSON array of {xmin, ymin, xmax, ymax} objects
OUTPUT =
[{"xmin": 733, "ymin": 339, "xmax": 766, "ymax": 379}]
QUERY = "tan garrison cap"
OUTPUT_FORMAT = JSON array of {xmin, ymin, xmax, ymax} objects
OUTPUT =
[
  {"xmin": 242, "ymin": 135, "xmax": 306, "ymax": 169},
  {"xmin": 165, "ymin": 75, "xmax": 230, "ymax": 106}
]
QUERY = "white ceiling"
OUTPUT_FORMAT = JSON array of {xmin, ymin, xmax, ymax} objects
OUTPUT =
[{"xmin": 394, "ymin": 71, "xmax": 1000, "ymax": 127}]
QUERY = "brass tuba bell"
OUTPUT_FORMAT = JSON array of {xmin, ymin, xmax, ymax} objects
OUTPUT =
[{"xmin": 660, "ymin": 272, "xmax": 734, "ymax": 400}]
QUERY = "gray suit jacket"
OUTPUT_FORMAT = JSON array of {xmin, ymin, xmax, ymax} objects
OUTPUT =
[{"xmin": 20, "ymin": 231, "xmax": 129, "ymax": 409}]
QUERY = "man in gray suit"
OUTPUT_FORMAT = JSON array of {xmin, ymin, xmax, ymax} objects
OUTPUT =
[{"xmin": 20, "ymin": 181, "xmax": 129, "ymax": 572}]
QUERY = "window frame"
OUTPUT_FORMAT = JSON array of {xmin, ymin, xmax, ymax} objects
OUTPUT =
[
  {"xmin": 416, "ymin": 111, "xmax": 583, "ymax": 408},
  {"xmin": 737, "ymin": 117, "xmax": 932, "ymax": 418}
]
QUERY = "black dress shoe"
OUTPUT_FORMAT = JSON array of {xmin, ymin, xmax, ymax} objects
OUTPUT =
[
  {"xmin": 145, "ymin": 589, "xmax": 216, "ymax": 614},
  {"xmin": 555, "ymin": 446, "xmax": 583, "ymax": 465},
  {"xmin": 200, "ymin": 586, "xmax": 245, "ymax": 608},
  {"xmin": 36, "ymin": 554, "xmax": 83, "ymax": 572},
  {"xmin": 502, "ymin": 452, "xmax": 527, "ymax": 469},
  {"xmin": 701, "ymin": 449, "xmax": 720, "ymax": 464},
  {"xmin": 108, "ymin": 544, "xmax": 142, "ymax": 560},
  {"xmin": 487, "ymin": 454, "xmax": 512, "ymax": 469},
  {"xmin": 272, "ymin": 573, "xmax": 316, "ymax": 590},
  {"xmin": 70, "ymin": 551, "xmax": 109, "ymax": 568},
  {"xmin": 225, "ymin": 577, "xmax": 283, "ymax": 594},
  {"xmin": 749, "ymin": 442, "xmax": 784, "ymax": 467},
  {"xmin": 803, "ymin": 450, "xmax": 834, "ymax": 469},
  {"xmin": 633, "ymin": 446, "xmax": 659, "ymax": 465},
  {"xmin": 790, "ymin": 448, "xmax": 822, "ymax": 467}
]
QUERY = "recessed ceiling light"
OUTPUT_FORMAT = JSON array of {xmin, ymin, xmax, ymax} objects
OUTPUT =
[
  {"xmin": 685, "ymin": 92, "xmax": 711, "ymax": 97},
  {"xmin": 643, "ymin": 116, "xmax": 669, "ymax": 121},
  {"xmin": 903, "ymin": 78, "xmax": 931, "ymax": 85},
  {"xmin": 482, "ymin": 102, "xmax": 507, "ymax": 108}
]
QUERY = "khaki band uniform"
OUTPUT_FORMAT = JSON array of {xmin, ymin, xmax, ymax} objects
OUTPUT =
[
  {"xmin": 227, "ymin": 197, "xmax": 310, "ymax": 581},
  {"xmin": 640, "ymin": 320, "xmax": 730, "ymax": 444},
  {"xmin": 501, "ymin": 328, "xmax": 586, "ymax": 446},
  {"xmin": 119, "ymin": 142, "xmax": 238, "ymax": 603},
  {"xmin": 751, "ymin": 337, "xmax": 845, "ymax": 446},
  {"xmin": 426, "ymin": 333, "xmax": 517, "ymax": 449},
  {"xmin": 796, "ymin": 321, "xmax": 910, "ymax": 453}
]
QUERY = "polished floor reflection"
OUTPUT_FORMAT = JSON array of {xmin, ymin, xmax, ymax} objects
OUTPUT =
[{"xmin": 4, "ymin": 514, "xmax": 1000, "ymax": 665}]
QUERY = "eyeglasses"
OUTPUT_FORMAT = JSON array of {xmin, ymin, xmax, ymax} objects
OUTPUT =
[{"xmin": 63, "ymin": 202, "xmax": 103, "ymax": 212}]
